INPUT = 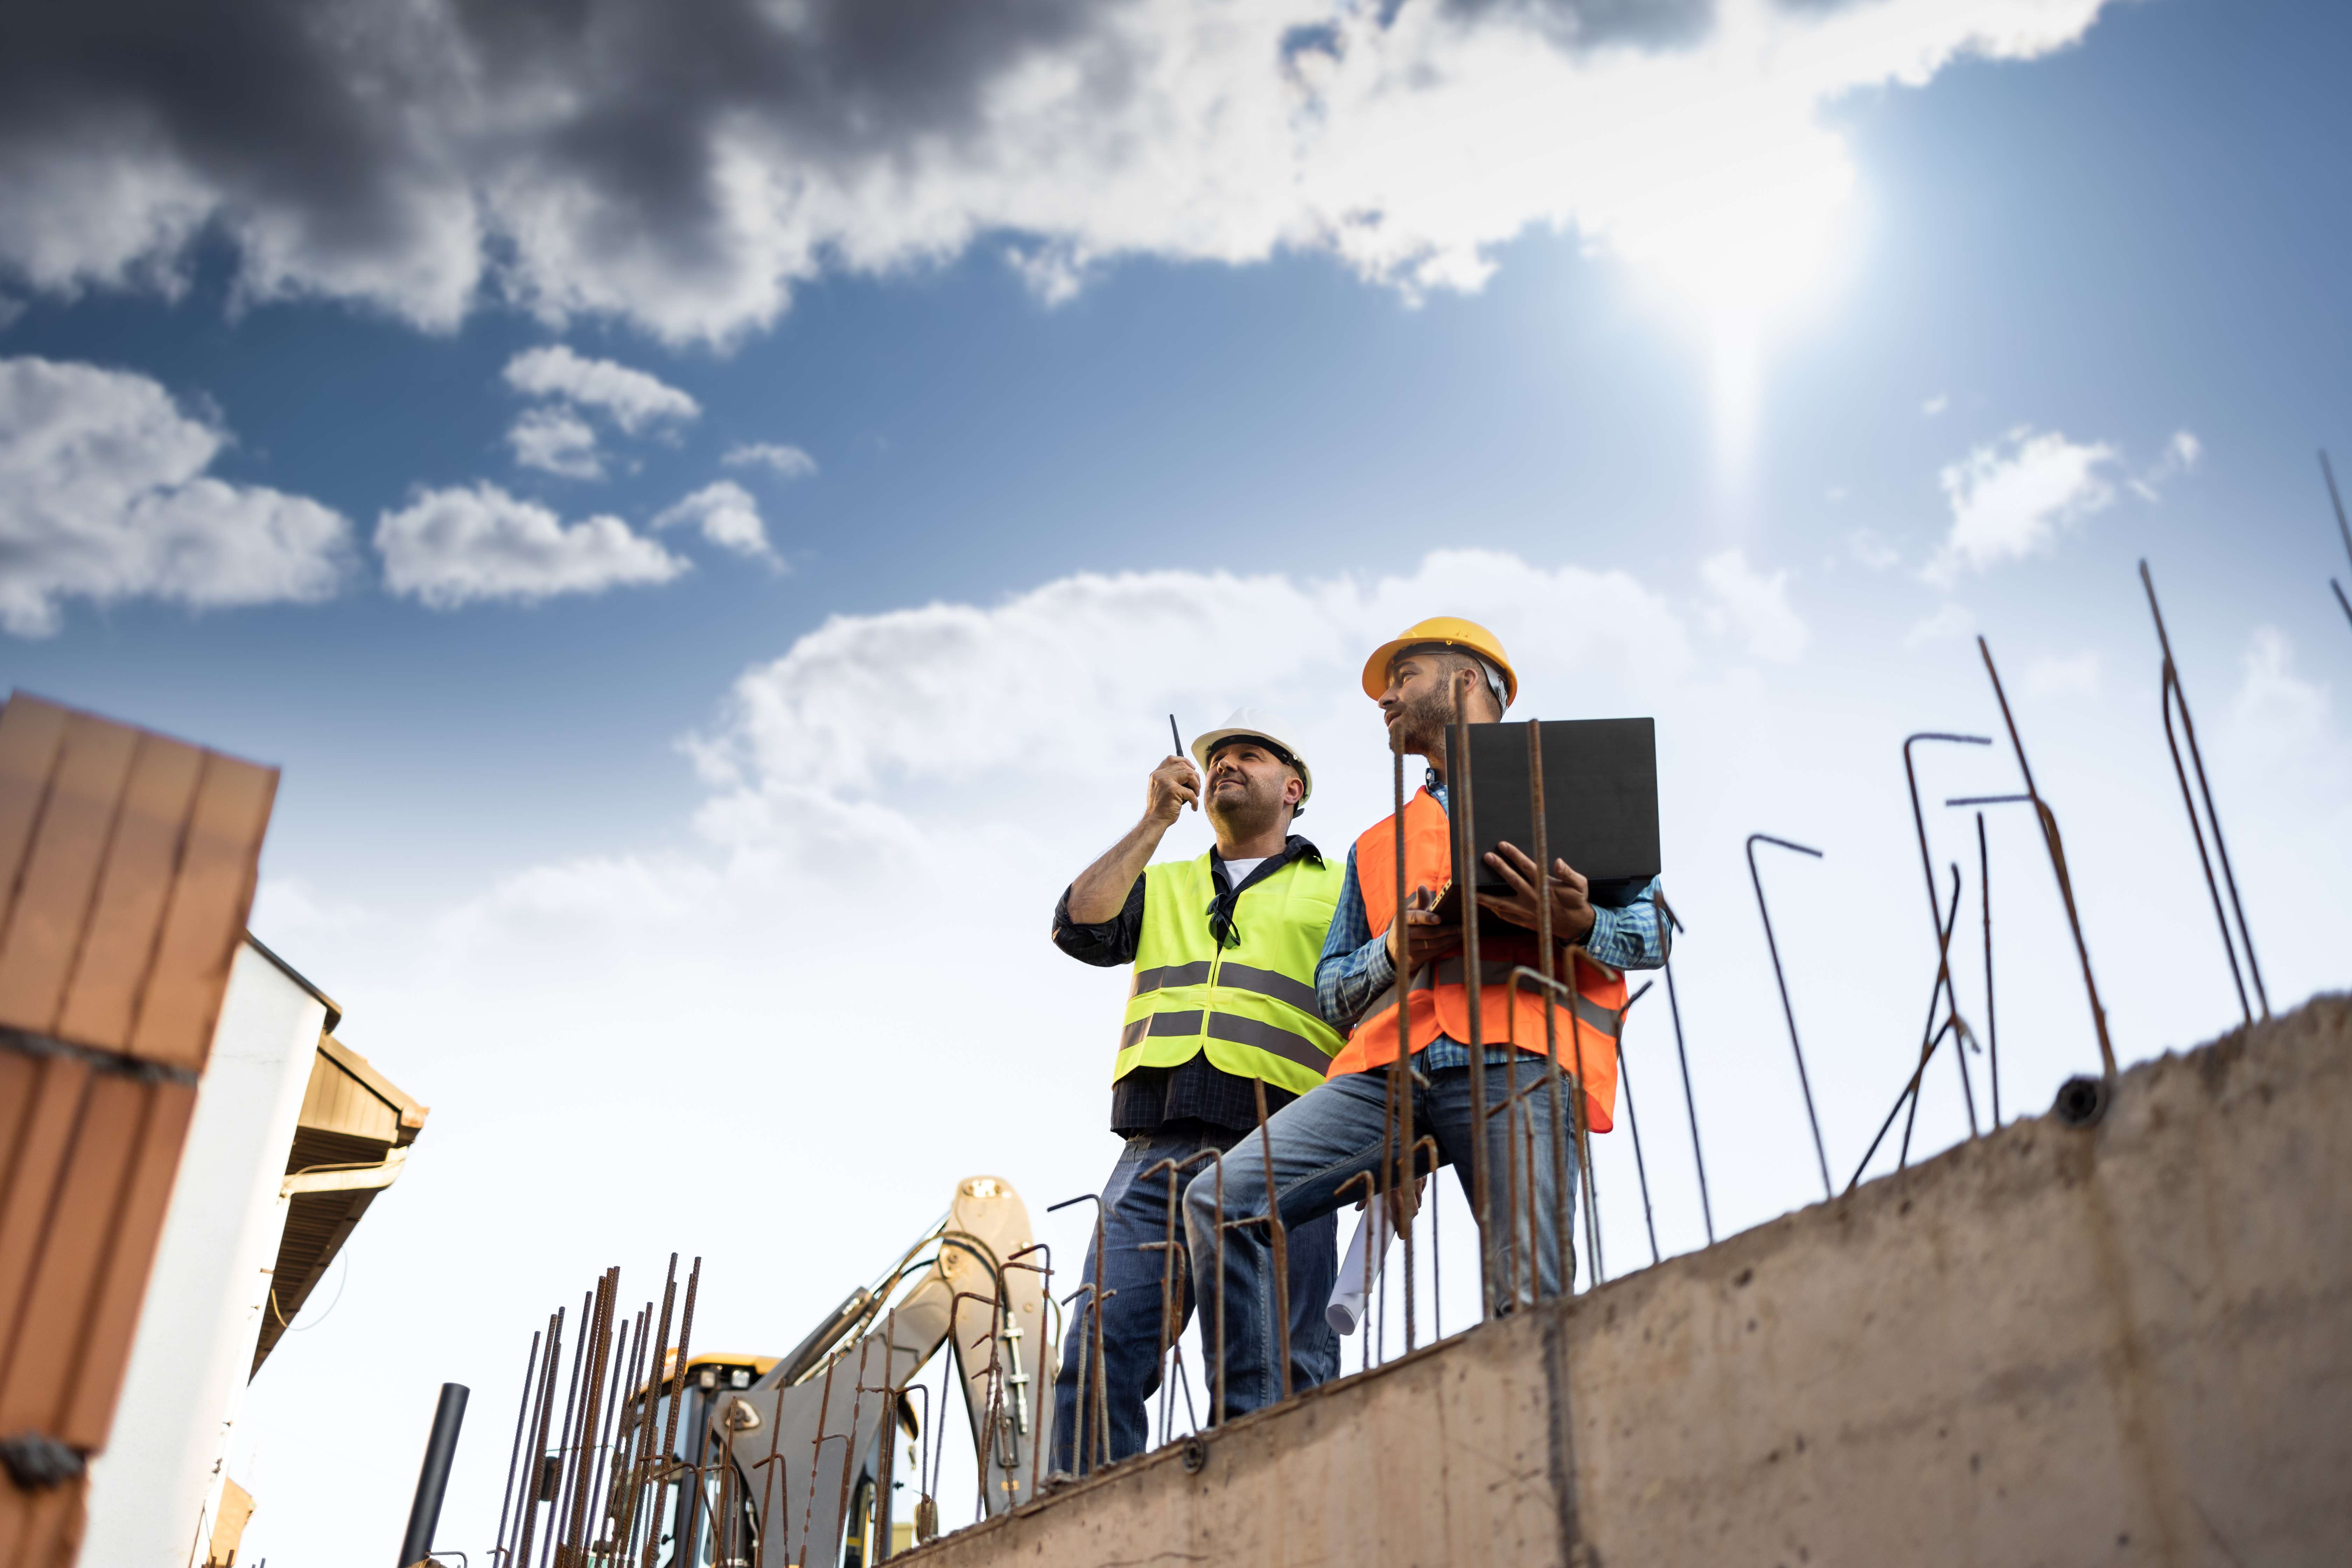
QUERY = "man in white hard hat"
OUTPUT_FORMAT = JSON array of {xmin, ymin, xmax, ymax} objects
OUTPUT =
[{"xmin": 1046, "ymin": 709, "xmax": 1344, "ymax": 1475}]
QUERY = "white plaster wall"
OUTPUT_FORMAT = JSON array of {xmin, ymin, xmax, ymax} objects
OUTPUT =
[{"xmin": 83, "ymin": 943, "xmax": 324, "ymax": 1568}]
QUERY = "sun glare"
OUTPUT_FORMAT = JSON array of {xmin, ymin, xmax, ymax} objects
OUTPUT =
[{"xmin": 1606, "ymin": 114, "xmax": 1857, "ymax": 488}]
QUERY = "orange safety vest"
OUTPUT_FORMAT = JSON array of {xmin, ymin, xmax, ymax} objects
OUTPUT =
[{"xmin": 1326, "ymin": 786, "xmax": 1625, "ymax": 1133}]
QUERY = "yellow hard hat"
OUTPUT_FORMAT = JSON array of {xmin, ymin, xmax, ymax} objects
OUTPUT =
[{"xmin": 1360, "ymin": 617, "xmax": 1518, "ymax": 706}]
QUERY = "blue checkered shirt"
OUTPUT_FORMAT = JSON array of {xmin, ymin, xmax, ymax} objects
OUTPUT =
[{"xmin": 1314, "ymin": 778, "xmax": 1668, "ymax": 1069}]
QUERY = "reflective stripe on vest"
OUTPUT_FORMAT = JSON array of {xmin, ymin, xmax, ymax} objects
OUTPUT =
[
  {"xmin": 1414, "ymin": 959, "xmax": 1624, "ymax": 1040},
  {"xmin": 1324, "ymin": 786, "xmax": 1627, "ymax": 1133},
  {"xmin": 1114, "ymin": 851, "xmax": 1345, "ymax": 1097}
]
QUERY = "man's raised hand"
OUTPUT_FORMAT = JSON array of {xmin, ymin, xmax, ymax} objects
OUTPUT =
[{"xmin": 1146, "ymin": 752, "xmax": 1203, "ymax": 824}]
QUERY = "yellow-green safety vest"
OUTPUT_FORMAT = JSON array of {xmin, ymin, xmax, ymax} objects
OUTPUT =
[{"xmin": 1113, "ymin": 851, "xmax": 1345, "ymax": 1097}]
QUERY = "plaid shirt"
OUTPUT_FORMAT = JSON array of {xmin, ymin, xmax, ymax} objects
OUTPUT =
[{"xmin": 1315, "ymin": 778, "xmax": 1668, "ymax": 1069}]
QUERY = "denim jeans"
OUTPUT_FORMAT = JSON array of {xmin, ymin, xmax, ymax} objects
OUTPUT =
[
  {"xmin": 1182, "ymin": 1057, "xmax": 1576, "ymax": 1420},
  {"xmin": 1051, "ymin": 1125, "xmax": 1337, "ymax": 1474}
]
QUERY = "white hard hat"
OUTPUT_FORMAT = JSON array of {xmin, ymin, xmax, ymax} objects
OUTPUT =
[{"xmin": 1189, "ymin": 708, "xmax": 1313, "ymax": 809}]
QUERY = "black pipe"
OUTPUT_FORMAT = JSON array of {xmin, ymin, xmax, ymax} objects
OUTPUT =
[
  {"xmin": 399, "ymin": 1382, "xmax": 469, "ymax": 1567},
  {"xmin": 775, "ymin": 1286, "xmax": 873, "ymax": 1387}
]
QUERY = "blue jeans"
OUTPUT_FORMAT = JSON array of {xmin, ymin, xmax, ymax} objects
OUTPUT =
[
  {"xmin": 1182, "ymin": 1057, "xmax": 1577, "ymax": 1420},
  {"xmin": 1051, "ymin": 1126, "xmax": 1337, "ymax": 1474}
]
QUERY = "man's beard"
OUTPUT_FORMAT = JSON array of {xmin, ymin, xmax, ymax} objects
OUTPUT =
[
  {"xmin": 1388, "ymin": 681, "xmax": 1459, "ymax": 758},
  {"xmin": 1206, "ymin": 771, "xmax": 1286, "ymax": 841}
]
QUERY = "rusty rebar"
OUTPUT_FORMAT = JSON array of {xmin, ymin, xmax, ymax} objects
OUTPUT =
[
  {"xmin": 796, "ymin": 1318, "xmax": 848, "ymax": 1559},
  {"xmin": 1452, "ymin": 713, "xmax": 1497, "ymax": 1321},
  {"xmin": 1614, "ymin": 980, "xmax": 1661, "ymax": 1267},
  {"xmin": 1565, "ymin": 949, "xmax": 1608, "ymax": 1287},
  {"xmin": 948, "ymin": 1292, "xmax": 1013, "ymax": 1511},
  {"xmin": 1898, "ymin": 864, "xmax": 1969, "ymax": 1169},
  {"xmin": 644, "ymin": 1256, "xmax": 701, "ymax": 1568},
  {"xmin": 1411, "ymin": 1135, "xmax": 1441, "ymax": 1339},
  {"xmin": 1845, "ymin": 865, "xmax": 1965, "ymax": 1193},
  {"xmin": 1249, "ymin": 1077, "xmax": 1296, "ymax": 1398},
  {"xmin": 559, "ymin": 1269, "xmax": 617, "ymax": 1560},
  {"xmin": 1004, "ymin": 1241, "xmax": 1057, "ymax": 1477},
  {"xmin": 537, "ymin": 1290, "xmax": 590, "ymax": 1568},
  {"xmin": 512, "ymin": 1306, "xmax": 564, "ymax": 1568},
  {"xmin": 1385, "ymin": 737, "xmax": 1415, "ymax": 1351},
  {"xmin": 1747, "ymin": 833, "xmax": 1832, "ymax": 1199},
  {"xmin": 1525, "ymin": 719, "xmax": 1582, "ymax": 1302},
  {"xmin": 1045, "ymin": 1192, "xmax": 1112, "ymax": 1468},
  {"xmin": 1135, "ymin": 1158, "xmax": 1183, "ymax": 1447},
  {"xmin": 2142, "ymin": 560, "xmax": 2269, "ymax": 1025},
  {"xmin": 1905, "ymin": 733, "xmax": 1991, "ymax": 1137},
  {"xmin": 1651, "ymin": 891, "xmax": 1712, "ymax": 1244},
  {"xmin": 503, "ymin": 1319, "xmax": 558, "ymax": 1568},
  {"xmin": 546, "ymin": 1278, "xmax": 596, "ymax": 1568},
  {"xmin": 1975, "ymin": 813, "xmax": 1998, "ymax": 1128},
  {"xmin": 493, "ymin": 1329, "xmax": 543, "ymax": 1565},
  {"xmin": 1502, "ymin": 959, "xmax": 1609, "ymax": 1289},
  {"xmin": 1979, "ymin": 636, "xmax": 2117, "ymax": 1080},
  {"xmin": 585, "ymin": 1309, "xmax": 636, "ymax": 1553},
  {"xmin": 618, "ymin": 1256, "xmax": 678, "ymax": 1565}
]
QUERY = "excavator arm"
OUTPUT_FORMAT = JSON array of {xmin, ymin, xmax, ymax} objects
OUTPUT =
[{"xmin": 704, "ymin": 1175, "xmax": 1057, "ymax": 1565}]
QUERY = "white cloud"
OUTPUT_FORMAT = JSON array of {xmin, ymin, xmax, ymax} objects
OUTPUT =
[
  {"xmin": 652, "ymin": 480, "xmax": 774, "ymax": 560},
  {"xmin": 1926, "ymin": 426, "xmax": 2119, "ymax": 584},
  {"xmin": 1697, "ymin": 548, "xmax": 1808, "ymax": 663},
  {"xmin": 2024, "ymin": 650, "xmax": 2103, "ymax": 699},
  {"xmin": 501, "ymin": 347, "xmax": 699, "ymax": 432},
  {"xmin": 0, "ymin": 1, "xmax": 2121, "ymax": 344},
  {"xmin": 1922, "ymin": 393, "xmax": 1949, "ymax": 416},
  {"xmin": 687, "ymin": 550, "xmax": 1693, "ymax": 842},
  {"xmin": 374, "ymin": 483, "xmax": 687, "ymax": 608},
  {"xmin": 0, "ymin": 355, "xmax": 350, "ymax": 636},
  {"xmin": 506, "ymin": 405, "xmax": 603, "ymax": 479},
  {"xmin": 723, "ymin": 442, "xmax": 818, "ymax": 479},
  {"xmin": 1904, "ymin": 603, "xmax": 1975, "ymax": 649}
]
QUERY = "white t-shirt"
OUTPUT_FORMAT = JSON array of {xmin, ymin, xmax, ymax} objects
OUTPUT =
[{"xmin": 1218, "ymin": 856, "xmax": 1268, "ymax": 889}]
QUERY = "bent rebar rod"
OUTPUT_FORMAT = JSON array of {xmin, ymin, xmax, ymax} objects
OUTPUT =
[
  {"xmin": 1616, "ymin": 980, "xmax": 1661, "ymax": 1267},
  {"xmin": 1748, "ymin": 833, "xmax": 1832, "ymax": 1199},
  {"xmin": 1905, "ymin": 733, "xmax": 1991, "ymax": 1137},
  {"xmin": 1897, "ymin": 864, "xmax": 1969, "ymax": 1170},
  {"xmin": 2141, "ymin": 559, "xmax": 2268, "ymax": 1024},
  {"xmin": 1652, "ymin": 891, "xmax": 1714, "ymax": 1244},
  {"xmin": 1979, "ymin": 637, "xmax": 2117, "ymax": 1080}
]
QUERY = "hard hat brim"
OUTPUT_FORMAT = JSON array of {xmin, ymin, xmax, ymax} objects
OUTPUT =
[
  {"xmin": 1360, "ymin": 634, "xmax": 1519, "ymax": 706},
  {"xmin": 1189, "ymin": 727, "xmax": 1311, "ymax": 802}
]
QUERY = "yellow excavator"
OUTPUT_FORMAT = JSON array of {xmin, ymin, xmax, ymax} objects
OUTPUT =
[{"xmin": 602, "ymin": 1176, "xmax": 1056, "ymax": 1566}]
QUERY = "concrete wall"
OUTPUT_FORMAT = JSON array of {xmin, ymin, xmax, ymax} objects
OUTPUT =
[
  {"xmin": 903, "ymin": 995, "xmax": 2352, "ymax": 1568},
  {"xmin": 82, "ymin": 945, "xmax": 324, "ymax": 1568}
]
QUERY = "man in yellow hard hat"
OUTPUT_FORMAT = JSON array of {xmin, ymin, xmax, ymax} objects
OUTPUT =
[
  {"xmin": 1185, "ymin": 620, "xmax": 1667, "ymax": 1419},
  {"xmin": 1048, "ymin": 708, "xmax": 1344, "ymax": 1475}
]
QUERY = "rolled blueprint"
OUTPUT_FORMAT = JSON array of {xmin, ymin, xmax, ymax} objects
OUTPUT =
[{"xmin": 1326, "ymin": 1201, "xmax": 1396, "ymax": 1336}]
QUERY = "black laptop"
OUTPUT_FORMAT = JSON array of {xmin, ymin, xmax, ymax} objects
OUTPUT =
[{"xmin": 1427, "ymin": 718, "xmax": 1660, "ymax": 918}]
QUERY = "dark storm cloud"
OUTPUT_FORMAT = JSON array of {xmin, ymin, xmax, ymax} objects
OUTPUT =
[
  {"xmin": 0, "ymin": 0, "xmax": 2061, "ymax": 340},
  {"xmin": 0, "ymin": 3, "xmax": 448, "ymax": 262},
  {"xmin": 0, "ymin": 0, "xmax": 1111, "ymax": 314}
]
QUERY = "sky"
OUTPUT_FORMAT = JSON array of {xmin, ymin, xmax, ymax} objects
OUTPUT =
[{"xmin": 5, "ymin": 0, "xmax": 2350, "ymax": 1560}]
